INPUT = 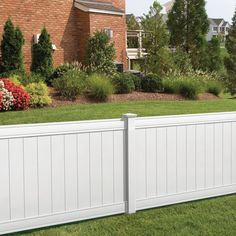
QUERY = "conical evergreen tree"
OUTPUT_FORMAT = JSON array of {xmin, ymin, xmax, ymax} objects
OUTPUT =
[
  {"xmin": 0, "ymin": 18, "xmax": 25, "ymax": 74},
  {"xmin": 225, "ymin": 8, "xmax": 236, "ymax": 94},
  {"xmin": 167, "ymin": 0, "xmax": 209, "ymax": 69},
  {"xmin": 31, "ymin": 27, "xmax": 53, "ymax": 80}
]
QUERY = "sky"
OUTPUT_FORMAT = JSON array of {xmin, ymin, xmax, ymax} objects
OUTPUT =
[{"xmin": 126, "ymin": 0, "xmax": 236, "ymax": 23}]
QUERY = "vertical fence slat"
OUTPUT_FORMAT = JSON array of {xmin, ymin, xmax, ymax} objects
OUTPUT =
[
  {"xmin": 156, "ymin": 128, "xmax": 167, "ymax": 196},
  {"xmin": 177, "ymin": 126, "xmax": 187, "ymax": 193},
  {"xmin": 90, "ymin": 132, "xmax": 102, "ymax": 207},
  {"xmin": 77, "ymin": 133, "xmax": 90, "ymax": 209},
  {"xmin": 65, "ymin": 134, "xmax": 78, "ymax": 211},
  {"xmin": 38, "ymin": 136, "xmax": 52, "ymax": 215},
  {"xmin": 9, "ymin": 139, "xmax": 25, "ymax": 220},
  {"xmin": 24, "ymin": 138, "xmax": 38, "ymax": 218},
  {"xmin": 114, "ymin": 130, "xmax": 125, "ymax": 203},
  {"xmin": 205, "ymin": 124, "xmax": 214, "ymax": 188},
  {"xmin": 0, "ymin": 139, "xmax": 10, "ymax": 221},
  {"xmin": 214, "ymin": 123, "xmax": 223, "ymax": 187},
  {"xmin": 51, "ymin": 136, "xmax": 65, "ymax": 213},
  {"xmin": 186, "ymin": 125, "xmax": 196, "ymax": 191},
  {"xmin": 196, "ymin": 125, "xmax": 205, "ymax": 190},
  {"xmin": 102, "ymin": 132, "xmax": 114, "ymax": 205},
  {"xmin": 222, "ymin": 123, "xmax": 232, "ymax": 185}
]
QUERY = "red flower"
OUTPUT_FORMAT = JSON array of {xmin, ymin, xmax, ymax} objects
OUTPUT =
[{"xmin": 0, "ymin": 78, "xmax": 30, "ymax": 111}]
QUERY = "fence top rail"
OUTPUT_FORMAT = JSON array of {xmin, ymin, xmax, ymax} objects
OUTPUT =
[
  {"xmin": 136, "ymin": 111, "xmax": 236, "ymax": 129},
  {"xmin": 0, "ymin": 118, "xmax": 124, "ymax": 139}
]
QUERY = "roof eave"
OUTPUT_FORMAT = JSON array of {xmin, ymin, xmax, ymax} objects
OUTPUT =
[{"xmin": 74, "ymin": 2, "xmax": 124, "ymax": 16}]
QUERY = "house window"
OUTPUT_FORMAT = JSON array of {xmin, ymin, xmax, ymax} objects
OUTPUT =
[
  {"xmin": 104, "ymin": 28, "xmax": 113, "ymax": 39},
  {"xmin": 220, "ymin": 27, "xmax": 225, "ymax": 32},
  {"xmin": 213, "ymin": 27, "xmax": 218, "ymax": 32}
]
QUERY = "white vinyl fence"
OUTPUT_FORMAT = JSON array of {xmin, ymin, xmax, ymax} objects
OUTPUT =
[{"xmin": 0, "ymin": 112, "xmax": 236, "ymax": 234}]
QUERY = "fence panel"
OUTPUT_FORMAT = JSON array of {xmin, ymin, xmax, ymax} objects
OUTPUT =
[{"xmin": 0, "ymin": 112, "xmax": 236, "ymax": 234}]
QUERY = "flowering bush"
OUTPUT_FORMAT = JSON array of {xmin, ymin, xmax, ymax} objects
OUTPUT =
[{"xmin": 0, "ymin": 78, "xmax": 30, "ymax": 111}]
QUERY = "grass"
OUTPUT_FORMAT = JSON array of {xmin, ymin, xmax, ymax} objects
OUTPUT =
[
  {"xmin": 1, "ymin": 98, "xmax": 236, "ymax": 126},
  {"xmin": 12, "ymin": 195, "xmax": 236, "ymax": 236}
]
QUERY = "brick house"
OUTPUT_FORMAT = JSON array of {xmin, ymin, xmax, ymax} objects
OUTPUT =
[{"xmin": 0, "ymin": 0, "xmax": 127, "ymax": 71}]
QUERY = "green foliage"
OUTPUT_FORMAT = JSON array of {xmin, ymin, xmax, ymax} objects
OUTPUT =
[
  {"xmin": 163, "ymin": 73, "xmax": 223, "ymax": 99},
  {"xmin": 141, "ymin": 74, "xmax": 163, "ymax": 92},
  {"xmin": 0, "ymin": 18, "xmax": 25, "ymax": 74},
  {"xmin": 141, "ymin": 1, "xmax": 175, "ymax": 77},
  {"xmin": 112, "ymin": 73, "xmax": 135, "ymax": 94},
  {"xmin": 52, "ymin": 69, "xmax": 87, "ymax": 100},
  {"xmin": 87, "ymin": 31, "xmax": 116, "ymax": 75},
  {"xmin": 126, "ymin": 14, "xmax": 140, "ymax": 30},
  {"xmin": 50, "ymin": 63, "xmax": 76, "ymax": 82},
  {"xmin": 130, "ymin": 73, "xmax": 142, "ymax": 91},
  {"xmin": 206, "ymin": 81, "xmax": 223, "ymax": 96},
  {"xmin": 31, "ymin": 27, "xmax": 54, "ymax": 81},
  {"xmin": 172, "ymin": 48, "xmax": 193, "ymax": 74},
  {"xmin": 206, "ymin": 37, "xmax": 223, "ymax": 72},
  {"xmin": 25, "ymin": 82, "xmax": 52, "ymax": 108},
  {"xmin": 167, "ymin": 0, "xmax": 209, "ymax": 70},
  {"xmin": 224, "ymin": 8, "xmax": 236, "ymax": 95},
  {"xmin": 88, "ymin": 74, "xmax": 114, "ymax": 102},
  {"xmin": 9, "ymin": 74, "xmax": 22, "ymax": 86}
]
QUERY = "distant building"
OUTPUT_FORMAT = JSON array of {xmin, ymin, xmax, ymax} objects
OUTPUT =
[{"xmin": 206, "ymin": 18, "xmax": 230, "ymax": 42}]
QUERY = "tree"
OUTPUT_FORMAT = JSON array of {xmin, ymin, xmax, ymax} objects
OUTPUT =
[
  {"xmin": 206, "ymin": 37, "xmax": 223, "ymax": 72},
  {"xmin": 87, "ymin": 31, "xmax": 116, "ymax": 75},
  {"xmin": 126, "ymin": 14, "xmax": 140, "ymax": 30},
  {"xmin": 141, "ymin": 1, "xmax": 175, "ymax": 76},
  {"xmin": 167, "ymin": 0, "xmax": 209, "ymax": 69},
  {"xmin": 225, "ymin": 8, "xmax": 236, "ymax": 94},
  {"xmin": 0, "ymin": 18, "xmax": 25, "ymax": 74},
  {"xmin": 31, "ymin": 27, "xmax": 53, "ymax": 80}
]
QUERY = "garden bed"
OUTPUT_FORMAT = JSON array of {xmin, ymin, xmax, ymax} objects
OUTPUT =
[{"xmin": 50, "ymin": 87, "xmax": 220, "ymax": 107}]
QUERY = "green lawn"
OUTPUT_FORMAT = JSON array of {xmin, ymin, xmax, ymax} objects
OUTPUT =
[
  {"xmin": 1, "ymin": 98, "xmax": 236, "ymax": 125},
  {"xmin": 13, "ymin": 195, "xmax": 236, "ymax": 236}
]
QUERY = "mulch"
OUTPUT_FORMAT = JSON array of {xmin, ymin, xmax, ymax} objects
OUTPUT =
[{"xmin": 49, "ymin": 88, "xmax": 220, "ymax": 107}]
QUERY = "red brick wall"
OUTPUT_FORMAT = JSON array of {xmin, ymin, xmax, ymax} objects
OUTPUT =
[
  {"xmin": 0, "ymin": 0, "xmax": 80, "ymax": 70},
  {"xmin": 0, "ymin": 0, "xmax": 127, "ymax": 71}
]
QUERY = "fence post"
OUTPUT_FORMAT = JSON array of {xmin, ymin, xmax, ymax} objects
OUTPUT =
[{"xmin": 123, "ymin": 113, "xmax": 137, "ymax": 214}]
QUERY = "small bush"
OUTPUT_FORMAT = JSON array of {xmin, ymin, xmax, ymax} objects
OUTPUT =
[
  {"xmin": 50, "ymin": 63, "xmax": 76, "ymax": 83},
  {"xmin": 112, "ymin": 73, "xmax": 135, "ymax": 94},
  {"xmin": 88, "ymin": 74, "xmax": 114, "ymax": 102},
  {"xmin": 52, "ymin": 69, "xmax": 87, "ymax": 100},
  {"xmin": 178, "ymin": 80, "xmax": 202, "ymax": 99},
  {"xmin": 206, "ymin": 81, "xmax": 223, "ymax": 96},
  {"xmin": 141, "ymin": 74, "xmax": 163, "ymax": 92},
  {"xmin": 0, "ymin": 78, "xmax": 30, "ymax": 111},
  {"xmin": 25, "ymin": 82, "xmax": 52, "ymax": 108},
  {"xmin": 129, "ymin": 73, "xmax": 142, "ymax": 91}
]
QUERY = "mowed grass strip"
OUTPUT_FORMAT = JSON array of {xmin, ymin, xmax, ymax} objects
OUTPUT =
[{"xmin": 1, "ymin": 99, "xmax": 236, "ymax": 125}]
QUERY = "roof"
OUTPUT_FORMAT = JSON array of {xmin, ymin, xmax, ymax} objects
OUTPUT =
[
  {"xmin": 163, "ymin": 0, "xmax": 175, "ymax": 13},
  {"xmin": 210, "ymin": 18, "xmax": 224, "ymax": 26},
  {"xmin": 74, "ymin": 0, "xmax": 124, "ymax": 15}
]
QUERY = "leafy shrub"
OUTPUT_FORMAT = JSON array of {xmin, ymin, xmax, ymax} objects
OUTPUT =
[
  {"xmin": 112, "ymin": 73, "xmax": 135, "ymax": 94},
  {"xmin": 25, "ymin": 82, "xmax": 52, "ymax": 108},
  {"xmin": 50, "ymin": 63, "xmax": 76, "ymax": 83},
  {"xmin": 52, "ymin": 69, "xmax": 87, "ymax": 100},
  {"xmin": 141, "ymin": 74, "xmax": 163, "ymax": 92},
  {"xmin": 129, "ymin": 73, "xmax": 142, "ymax": 91},
  {"xmin": 178, "ymin": 79, "xmax": 202, "ymax": 99},
  {"xmin": 87, "ymin": 31, "xmax": 116, "ymax": 75},
  {"xmin": 206, "ymin": 81, "xmax": 223, "ymax": 96},
  {"xmin": 9, "ymin": 74, "xmax": 22, "ymax": 86},
  {"xmin": 0, "ymin": 78, "xmax": 30, "ymax": 111},
  {"xmin": 88, "ymin": 74, "xmax": 114, "ymax": 101}
]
